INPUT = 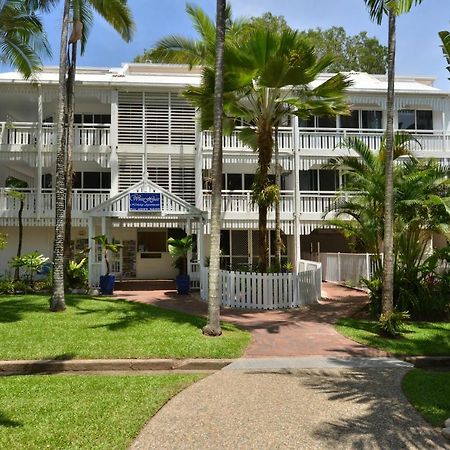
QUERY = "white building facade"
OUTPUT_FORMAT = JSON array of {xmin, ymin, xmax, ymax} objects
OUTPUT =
[{"xmin": 0, "ymin": 64, "xmax": 449, "ymax": 285}]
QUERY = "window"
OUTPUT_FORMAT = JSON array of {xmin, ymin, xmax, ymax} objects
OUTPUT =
[
  {"xmin": 137, "ymin": 231, "xmax": 166, "ymax": 253},
  {"xmin": 244, "ymin": 174, "xmax": 255, "ymax": 190},
  {"xmin": 72, "ymin": 172, "xmax": 111, "ymax": 191},
  {"xmin": 299, "ymin": 170, "xmax": 318, "ymax": 191},
  {"xmin": 398, "ymin": 109, "xmax": 433, "ymax": 131},
  {"xmin": 317, "ymin": 116, "xmax": 337, "ymax": 129},
  {"xmin": 341, "ymin": 110, "xmax": 359, "ymax": 129},
  {"xmin": 362, "ymin": 110, "xmax": 382, "ymax": 129},
  {"xmin": 74, "ymin": 114, "xmax": 111, "ymax": 125},
  {"xmin": 319, "ymin": 170, "xmax": 339, "ymax": 191},
  {"xmin": 227, "ymin": 174, "xmax": 243, "ymax": 190},
  {"xmin": 300, "ymin": 170, "xmax": 339, "ymax": 191}
]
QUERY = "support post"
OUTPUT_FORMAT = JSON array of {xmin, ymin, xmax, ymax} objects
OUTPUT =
[
  {"xmin": 101, "ymin": 216, "xmax": 107, "ymax": 275},
  {"xmin": 88, "ymin": 217, "xmax": 95, "ymax": 287},
  {"xmin": 338, "ymin": 252, "xmax": 341, "ymax": 281},
  {"xmin": 293, "ymin": 115, "xmax": 301, "ymax": 273},
  {"xmin": 197, "ymin": 218, "xmax": 205, "ymax": 268},
  {"xmin": 366, "ymin": 252, "xmax": 370, "ymax": 280},
  {"xmin": 194, "ymin": 109, "xmax": 204, "ymax": 210},
  {"xmin": 186, "ymin": 218, "xmax": 192, "ymax": 278},
  {"xmin": 36, "ymin": 85, "xmax": 43, "ymax": 218}
]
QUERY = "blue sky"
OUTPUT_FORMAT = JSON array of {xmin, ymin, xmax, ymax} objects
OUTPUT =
[{"xmin": 6, "ymin": 0, "xmax": 450, "ymax": 88}]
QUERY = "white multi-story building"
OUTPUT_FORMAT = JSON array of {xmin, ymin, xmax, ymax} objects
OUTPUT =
[{"xmin": 0, "ymin": 64, "xmax": 449, "ymax": 284}]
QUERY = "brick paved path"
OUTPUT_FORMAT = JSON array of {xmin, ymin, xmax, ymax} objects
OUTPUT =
[{"xmin": 114, "ymin": 282, "xmax": 386, "ymax": 358}]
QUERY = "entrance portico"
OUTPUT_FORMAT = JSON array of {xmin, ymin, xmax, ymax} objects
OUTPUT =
[{"xmin": 86, "ymin": 177, "xmax": 204, "ymax": 286}]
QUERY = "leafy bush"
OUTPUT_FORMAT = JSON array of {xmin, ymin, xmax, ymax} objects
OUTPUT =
[
  {"xmin": 378, "ymin": 310, "xmax": 410, "ymax": 337},
  {"xmin": 10, "ymin": 252, "xmax": 49, "ymax": 285},
  {"xmin": 65, "ymin": 258, "xmax": 88, "ymax": 290},
  {"xmin": 0, "ymin": 278, "xmax": 15, "ymax": 295}
]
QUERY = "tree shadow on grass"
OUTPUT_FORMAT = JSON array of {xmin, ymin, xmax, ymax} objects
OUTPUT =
[
  {"xmin": 0, "ymin": 412, "xmax": 22, "ymax": 428},
  {"xmin": 0, "ymin": 295, "xmax": 47, "ymax": 324},
  {"xmin": 249, "ymin": 367, "xmax": 447, "ymax": 449},
  {"xmin": 69, "ymin": 296, "xmax": 209, "ymax": 332}
]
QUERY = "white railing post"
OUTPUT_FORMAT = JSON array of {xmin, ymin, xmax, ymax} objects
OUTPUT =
[
  {"xmin": 365, "ymin": 252, "xmax": 370, "ymax": 279},
  {"xmin": 337, "ymin": 252, "xmax": 341, "ymax": 281}
]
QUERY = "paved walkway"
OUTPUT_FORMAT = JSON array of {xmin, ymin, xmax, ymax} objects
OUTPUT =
[
  {"xmin": 130, "ymin": 367, "xmax": 449, "ymax": 450},
  {"xmin": 114, "ymin": 282, "xmax": 385, "ymax": 358}
]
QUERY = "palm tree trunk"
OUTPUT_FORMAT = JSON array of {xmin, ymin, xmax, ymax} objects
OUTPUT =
[
  {"xmin": 202, "ymin": 0, "xmax": 226, "ymax": 337},
  {"xmin": 274, "ymin": 126, "xmax": 282, "ymax": 270},
  {"xmin": 381, "ymin": 9, "xmax": 396, "ymax": 315},
  {"xmin": 64, "ymin": 41, "xmax": 77, "ymax": 268},
  {"xmin": 14, "ymin": 199, "xmax": 24, "ymax": 281},
  {"xmin": 51, "ymin": 0, "xmax": 70, "ymax": 312}
]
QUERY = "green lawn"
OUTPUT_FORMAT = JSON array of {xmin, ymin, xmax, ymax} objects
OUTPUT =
[
  {"xmin": 336, "ymin": 318, "xmax": 450, "ymax": 356},
  {"xmin": 0, "ymin": 294, "xmax": 250, "ymax": 359},
  {"xmin": 403, "ymin": 369, "xmax": 450, "ymax": 427},
  {"xmin": 0, "ymin": 374, "xmax": 202, "ymax": 449}
]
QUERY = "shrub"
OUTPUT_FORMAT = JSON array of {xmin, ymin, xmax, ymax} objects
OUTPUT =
[
  {"xmin": 0, "ymin": 278, "xmax": 15, "ymax": 295},
  {"xmin": 65, "ymin": 258, "xmax": 88, "ymax": 290},
  {"xmin": 378, "ymin": 310, "xmax": 410, "ymax": 337}
]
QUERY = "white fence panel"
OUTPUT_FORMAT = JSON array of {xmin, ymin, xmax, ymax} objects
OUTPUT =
[
  {"xmin": 319, "ymin": 252, "xmax": 376, "ymax": 284},
  {"xmin": 199, "ymin": 259, "xmax": 321, "ymax": 310}
]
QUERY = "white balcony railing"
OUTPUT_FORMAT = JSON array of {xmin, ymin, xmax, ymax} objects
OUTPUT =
[
  {"xmin": 0, "ymin": 122, "xmax": 111, "ymax": 148},
  {"xmin": 202, "ymin": 190, "xmax": 294, "ymax": 216},
  {"xmin": 0, "ymin": 188, "xmax": 109, "ymax": 218},
  {"xmin": 202, "ymin": 127, "xmax": 293, "ymax": 151},
  {"xmin": 298, "ymin": 127, "xmax": 450, "ymax": 153}
]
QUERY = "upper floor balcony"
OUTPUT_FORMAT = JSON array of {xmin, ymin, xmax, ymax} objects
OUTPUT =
[
  {"xmin": 0, "ymin": 188, "xmax": 109, "ymax": 219},
  {"xmin": 202, "ymin": 126, "xmax": 450, "ymax": 157},
  {"xmin": 0, "ymin": 122, "xmax": 112, "ymax": 167},
  {"xmin": 202, "ymin": 127, "xmax": 294, "ymax": 153}
]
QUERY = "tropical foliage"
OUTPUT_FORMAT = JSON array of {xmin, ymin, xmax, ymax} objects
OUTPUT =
[
  {"xmin": 92, "ymin": 235, "xmax": 122, "ymax": 276},
  {"xmin": 0, "ymin": 0, "xmax": 55, "ymax": 77},
  {"xmin": 168, "ymin": 235, "xmax": 194, "ymax": 276},
  {"xmin": 329, "ymin": 134, "xmax": 450, "ymax": 319}
]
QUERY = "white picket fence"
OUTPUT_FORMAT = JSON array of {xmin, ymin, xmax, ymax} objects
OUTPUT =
[
  {"xmin": 199, "ymin": 260, "xmax": 322, "ymax": 310},
  {"xmin": 319, "ymin": 252, "xmax": 379, "ymax": 285}
]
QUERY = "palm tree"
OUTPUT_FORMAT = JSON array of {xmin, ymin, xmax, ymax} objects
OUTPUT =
[
  {"xmin": 439, "ymin": 29, "xmax": 450, "ymax": 75},
  {"xmin": 186, "ymin": 27, "xmax": 350, "ymax": 272},
  {"xmin": 63, "ymin": 0, "xmax": 134, "ymax": 265},
  {"xmin": 363, "ymin": 0, "xmax": 424, "ymax": 315},
  {"xmin": 202, "ymin": 0, "xmax": 226, "ymax": 337},
  {"xmin": 0, "ymin": 0, "xmax": 54, "ymax": 77},
  {"xmin": 51, "ymin": 0, "xmax": 70, "ymax": 311},
  {"xmin": 51, "ymin": 0, "xmax": 134, "ymax": 311}
]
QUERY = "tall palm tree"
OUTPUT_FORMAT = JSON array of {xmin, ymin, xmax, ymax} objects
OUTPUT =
[
  {"xmin": 186, "ymin": 27, "xmax": 350, "ymax": 272},
  {"xmin": 0, "ymin": 0, "xmax": 54, "ymax": 77},
  {"xmin": 63, "ymin": 0, "xmax": 134, "ymax": 266},
  {"xmin": 363, "ymin": 0, "xmax": 424, "ymax": 315},
  {"xmin": 202, "ymin": 0, "xmax": 226, "ymax": 337},
  {"xmin": 439, "ymin": 29, "xmax": 450, "ymax": 76}
]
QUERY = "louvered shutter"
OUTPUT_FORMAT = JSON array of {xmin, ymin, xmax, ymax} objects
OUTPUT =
[
  {"xmin": 145, "ymin": 92, "xmax": 169, "ymax": 144},
  {"xmin": 171, "ymin": 94, "xmax": 196, "ymax": 145},
  {"xmin": 118, "ymin": 153, "xmax": 144, "ymax": 190},
  {"xmin": 118, "ymin": 92, "xmax": 143, "ymax": 144}
]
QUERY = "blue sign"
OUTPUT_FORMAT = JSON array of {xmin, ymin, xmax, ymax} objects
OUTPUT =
[{"xmin": 129, "ymin": 192, "xmax": 161, "ymax": 212}]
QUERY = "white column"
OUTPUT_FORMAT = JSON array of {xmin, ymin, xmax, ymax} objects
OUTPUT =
[
  {"xmin": 194, "ymin": 109, "xmax": 203, "ymax": 210},
  {"xmin": 197, "ymin": 218, "xmax": 205, "ymax": 267},
  {"xmin": 186, "ymin": 218, "xmax": 192, "ymax": 277},
  {"xmin": 101, "ymin": 216, "xmax": 107, "ymax": 275},
  {"xmin": 110, "ymin": 90, "xmax": 119, "ymax": 196},
  {"xmin": 36, "ymin": 85, "xmax": 43, "ymax": 219},
  {"xmin": 293, "ymin": 115, "xmax": 301, "ymax": 273},
  {"xmin": 88, "ymin": 217, "xmax": 95, "ymax": 286}
]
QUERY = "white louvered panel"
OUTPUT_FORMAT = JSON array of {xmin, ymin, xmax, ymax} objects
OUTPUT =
[
  {"xmin": 147, "ymin": 154, "xmax": 169, "ymax": 190},
  {"xmin": 118, "ymin": 92, "xmax": 143, "ymax": 144},
  {"xmin": 171, "ymin": 94, "xmax": 196, "ymax": 145},
  {"xmin": 170, "ymin": 155, "xmax": 196, "ymax": 205},
  {"xmin": 145, "ymin": 92, "xmax": 169, "ymax": 144},
  {"xmin": 118, "ymin": 153, "xmax": 144, "ymax": 190}
]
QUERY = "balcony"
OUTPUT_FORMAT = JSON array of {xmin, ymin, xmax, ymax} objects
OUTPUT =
[
  {"xmin": 202, "ymin": 190, "xmax": 295, "ymax": 220},
  {"xmin": 202, "ymin": 127, "xmax": 293, "ymax": 152},
  {"xmin": 0, "ymin": 122, "xmax": 112, "ymax": 167},
  {"xmin": 0, "ymin": 189, "xmax": 110, "ymax": 219},
  {"xmin": 298, "ymin": 127, "xmax": 450, "ymax": 156}
]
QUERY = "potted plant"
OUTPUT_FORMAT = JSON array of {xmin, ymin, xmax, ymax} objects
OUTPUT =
[
  {"xmin": 168, "ymin": 235, "xmax": 193, "ymax": 295},
  {"xmin": 92, "ymin": 235, "xmax": 122, "ymax": 295}
]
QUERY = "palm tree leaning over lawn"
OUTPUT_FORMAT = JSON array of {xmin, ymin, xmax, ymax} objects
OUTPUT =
[
  {"xmin": 186, "ymin": 27, "xmax": 350, "ymax": 272},
  {"xmin": 0, "ymin": 0, "xmax": 54, "ymax": 78},
  {"xmin": 63, "ymin": 0, "xmax": 134, "ymax": 266},
  {"xmin": 363, "ymin": 0, "xmax": 424, "ymax": 316},
  {"xmin": 51, "ymin": 0, "xmax": 134, "ymax": 311},
  {"xmin": 202, "ymin": 0, "xmax": 226, "ymax": 337}
]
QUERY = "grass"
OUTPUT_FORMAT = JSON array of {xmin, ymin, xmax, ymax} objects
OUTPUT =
[
  {"xmin": 0, "ymin": 294, "xmax": 250, "ymax": 360},
  {"xmin": 403, "ymin": 369, "xmax": 450, "ymax": 427},
  {"xmin": 336, "ymin": 318, "xmax": 450, "ymax": 356},
  {"xmin": 0, "ymin": 374, "xmax": 202, "ymax": 449}
]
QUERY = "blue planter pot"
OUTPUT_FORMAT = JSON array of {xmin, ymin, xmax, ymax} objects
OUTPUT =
[
  {"xmin": 99, "ymin": 274, "xmax": 115, "ymax": 295},
  {"xmin": 176, "ymin": 274, "xmax": 190, "ymax": 295}
]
